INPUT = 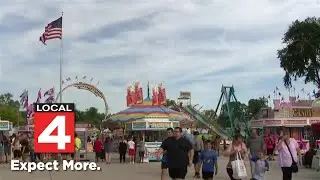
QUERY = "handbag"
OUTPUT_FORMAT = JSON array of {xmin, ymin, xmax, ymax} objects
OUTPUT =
[
  {"xmin": 284, "ymin": 140, "xmax": 299, "ymax": 173},
  {"xmin": 231, "ymin": 152, "xmax": 247, "ymax": 179}
]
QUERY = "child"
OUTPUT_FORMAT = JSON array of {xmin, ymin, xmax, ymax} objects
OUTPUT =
[
  {"xmin": 128, "ymin": 137, "xmax": 135, "ymax": 164},
  {"xmin": 200, "ymin": 140, "xmax": 218, "ymax": 180},
  {"xmin": 250, "ymin": 151, "xmax": 269, "ymax": 180}
]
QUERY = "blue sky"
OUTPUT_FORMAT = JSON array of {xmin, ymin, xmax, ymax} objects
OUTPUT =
[{"xmin": 0, "ymin": 0, "xmax": 319, "ymax": 114}]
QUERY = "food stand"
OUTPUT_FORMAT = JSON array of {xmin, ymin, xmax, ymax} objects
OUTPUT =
[
  {"xmin": 110, "ymin": 97, "xmax": 187, "ymax": 161},
  {"xmin": 125, "ymin": 120, "xmax": 180, "ymax": 161},
  {"xmin": 75, "ymin": 127, "xmax": 88, "ymax": 161}
]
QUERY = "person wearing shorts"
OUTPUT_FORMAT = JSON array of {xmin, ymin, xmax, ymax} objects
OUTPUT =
[
  {"xmin": 200, "ymin": 140, "xmax": 218, "ymax": 180},
  {"xmin": 193, "ymin": 131, "xmax": 204, "ymax": 178},
  {"xmin": 128, "ymin": 137, "xmax": 135, "ymax": 164},
  {"xmin": 74, "ymin": 133, "xmax": 81, "ymax": 161},
  {"xmin": 161, "ymin": 127, "xmax": 193, "ymax": 179},
  {"xmin": 159, "ymin": 128, "xmax": 173, "ymax": 180}
]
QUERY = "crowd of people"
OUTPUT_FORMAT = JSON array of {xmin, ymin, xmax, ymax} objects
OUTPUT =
[
  {"xmin": 0, "ymin": 133, "xmax": 33, "ymax": 163},
  {"xmin": 0, "ymin": 132, "xmax": 82, "ymax": 163},
  {"xmin": 0, "ymin": 127, "xmax": 318, "ymax": 180},
  {"xmin": 157, "ymin": 127, "xmax": 312, "ymax": 180}
]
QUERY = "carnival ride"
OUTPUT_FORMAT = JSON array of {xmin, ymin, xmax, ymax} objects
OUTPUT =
[
  {"xmin": 55, "ymin": 81, "xmax": 109, "ymax": 119},
  {"xmin": 177, "ymin": 85, "xmax": 250, "ymax": 139}
]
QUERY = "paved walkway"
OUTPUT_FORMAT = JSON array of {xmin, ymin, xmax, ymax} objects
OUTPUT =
[{"xmin": 0, "ymin": 153, "xmax": 319, "ymax": 180}]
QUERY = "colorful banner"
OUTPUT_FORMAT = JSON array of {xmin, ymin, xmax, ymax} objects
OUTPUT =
[
  {"xmin": 0, "ymin": 121, "xmax": 10, "ymax": 131},
  {"xmin": 145, "ymin": 142, "xmax": 162, "ymax": 161}
]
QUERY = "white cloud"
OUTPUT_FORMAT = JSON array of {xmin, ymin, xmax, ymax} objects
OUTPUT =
[{"xmin": 0, "ymin": 0, "xmax": 319, "ymax": 116}]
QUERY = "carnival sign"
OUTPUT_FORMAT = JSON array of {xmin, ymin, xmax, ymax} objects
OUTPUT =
[
  {"xmin": 172, "ymin": 121, "xmax": 180, "ymax": 128},
  {"xmin": 145, "ymin": 142, "xmax": 162, "ymax": 161},
  {"xmin": 283, "ymin": 120, "xmax": 307, "ymax": 126},
  {"xmin": 132, "ymin": 122, "xmax": 146, "ymax": 130},
  {"xmin": 292, "ymin": 108, "xmax": 312, "ymax": 117},
  {"xmin": 73, "ymin": 82, "xmax": 104, "ymax": 99},
  {"xmin": 148, "ymin": 122, "xmax": 171, "ymax": 129},
  {"xmin": 55, "ymin": 82, "xmax": 109, "ymax": 120},
  {"xmin": 0, "ymin": 121, "xmax": 10, "ymax": 131},
  {"xmin": 179, "ymin": 91, "xmax": 191, "ymax": 99},
  {"xmin": 264, "ymin": 120, "xmax": 282, "ymax": 126}
]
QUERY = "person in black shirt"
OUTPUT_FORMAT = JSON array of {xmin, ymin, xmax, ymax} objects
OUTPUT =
[
  {"xmin": 159, "ymin": 128, "xmax": 174, "ymax": 180},
  {"xmin": 161, "ymin": 127, "xmax": 194, "ymax": 179},
  {"xmin": 118, "ymin": 136, "xmax": 128, "ymax": 163}
]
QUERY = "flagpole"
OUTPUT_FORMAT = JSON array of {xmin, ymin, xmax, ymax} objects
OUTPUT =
[{"xmin": 59, "ymin": 12, "xmax": 63, "ymax": 103}]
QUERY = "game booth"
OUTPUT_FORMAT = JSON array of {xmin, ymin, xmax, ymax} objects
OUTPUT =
[
  {"xmin": 250, "ymin": 97, "xmax": 320, "ymax": 154},
  {"xmin": 110, "ymin": 93, "xmax": 187, "ymax": 162}
]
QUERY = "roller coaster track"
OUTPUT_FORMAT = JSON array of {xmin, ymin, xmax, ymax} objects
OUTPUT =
[{"xmin": 178, "ymin": 105, "xmax": 230, "ymax": 139}]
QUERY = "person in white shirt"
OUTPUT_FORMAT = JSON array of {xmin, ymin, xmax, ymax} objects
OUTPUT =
[{"xmin": 127, "ymin": 137, "xmax": 135, "ymax": 164}]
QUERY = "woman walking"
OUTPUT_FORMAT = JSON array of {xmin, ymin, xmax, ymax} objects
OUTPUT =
[
  {"xmin": 104, "ymin": 136, "xmax": 113, "ymax": 164},
  {"xmin": 2, "ymin": 136, "xmax": 9, "ymax": 163},
  {"xmin": 93, "ymin": 136, "xmax": 103, "ymax": 162},
  {"xmin": 223, "ymin": 134, "xmax": 248, "ymax": 180},
  {"xmin": 277, "ymin": 129, "xmax": 301, "ymax": 180}
]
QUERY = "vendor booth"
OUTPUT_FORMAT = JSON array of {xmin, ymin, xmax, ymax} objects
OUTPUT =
[
  {"xmin": 110, "ymin": 96, "xmax": 187, "ymax": 161},
  {"xmin": 312, "ymin": 122, "xmax": 320, "ymax": 146}
]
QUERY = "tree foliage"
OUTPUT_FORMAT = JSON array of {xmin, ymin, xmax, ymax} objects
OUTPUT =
[
  {"xmin": 278, "ymin": 17, "xmax": 320, "ymax": 88},
  {"xmin": 165, "ymin": 99, "xmax": 177, "ymax": 107},
  {"xmin": 0, "ymin": 93, "xmax": 25, "ymax": 125},
  {"xmin": 247, "ymin": 97, "xmax": 267, "ymax": 119}
]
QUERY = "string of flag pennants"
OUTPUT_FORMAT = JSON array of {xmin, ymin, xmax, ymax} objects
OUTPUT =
[
  {"xmin": 263, "ymin": 86, "xmax": 320, "ymax": 102},
  {"xmin": 61, "ymin": 76, "xmax": 99, "ymax": 86},
  {"xmin": 19, "ymin": 87, "xmax": 55, "ymax": 125}
]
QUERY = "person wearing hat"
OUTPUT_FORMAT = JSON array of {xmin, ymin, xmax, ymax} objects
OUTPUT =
[{"xmin": 193, "ymin": 130, "xmax": 204, "ymax": 178}]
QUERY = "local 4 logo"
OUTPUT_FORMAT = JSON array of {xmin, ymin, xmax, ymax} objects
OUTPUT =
[{"xmin": 34, "ymin": 103, "xmax": 75, "ymax": 153}]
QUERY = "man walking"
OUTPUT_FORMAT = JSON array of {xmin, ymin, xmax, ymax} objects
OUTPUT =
[
  {"xmin": 159, "ymin": 128, "xmax": 174, "ymax": 180},
  {"xmin": 161, "ymin": 127, "xmax": 194, "ymax": 179}
]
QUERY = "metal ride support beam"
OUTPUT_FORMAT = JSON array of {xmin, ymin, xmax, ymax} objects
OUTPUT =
[{"xmin": 214, "ymin": 85, "xmax": 240, "ymax": 138}]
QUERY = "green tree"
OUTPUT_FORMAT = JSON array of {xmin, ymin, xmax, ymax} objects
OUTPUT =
[
  {"xmin": 218, "ymin": 101, "xmax": 248, "ymax": 128},
  {"xmin": 165, "ymin": 99, "xmax": 176, "ymax": 107},
  {"xmin": 247, "ymin": 97, "xmax": 268, "ymax": 120},
  {"xmin": 278, "ymin": 17, "xmax": 320, "ymax": 88},
  {"xmin": 73, "ymin": 107, "xmax": 111, "ymax": 129},
  {"xmin": 0, "ymin": 93, "xmax": 24, "ymax": 125},
  {"xmin": 202, "ymin": 109, "xmax": 216, "ymax": 120}
]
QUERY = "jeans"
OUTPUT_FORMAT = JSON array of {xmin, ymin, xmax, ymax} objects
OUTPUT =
[
  {"xmin": 30, "ymin": 151, "xmax": 36, "ymax": 162},
  {"xmin": 281, "ymin": 167, "xmax": 293, "ymax": 180},
  {"xmin": 119, "ymin": 152, "xmax": 126, "ymax": 163}
]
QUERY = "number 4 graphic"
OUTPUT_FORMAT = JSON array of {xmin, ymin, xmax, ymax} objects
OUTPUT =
[{"xmin": 38, "ymin": 116, "xmax": 71, "ymax": 150}]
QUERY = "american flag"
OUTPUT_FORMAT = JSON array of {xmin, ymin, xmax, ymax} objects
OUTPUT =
[
  {"xmin": 39, "ymin": 17, "xmax": 62, "ymax": 45},
  {"xmin": 45, "ymin": 96, "xmax": 55, "ymax": 103},
  {"xmin": 36, "ymin": 89, "xmax": 42, "ymax": 103},
  {"xmin": 44, "ymin": 88, "xmax": 54, "ymax": 97}
]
